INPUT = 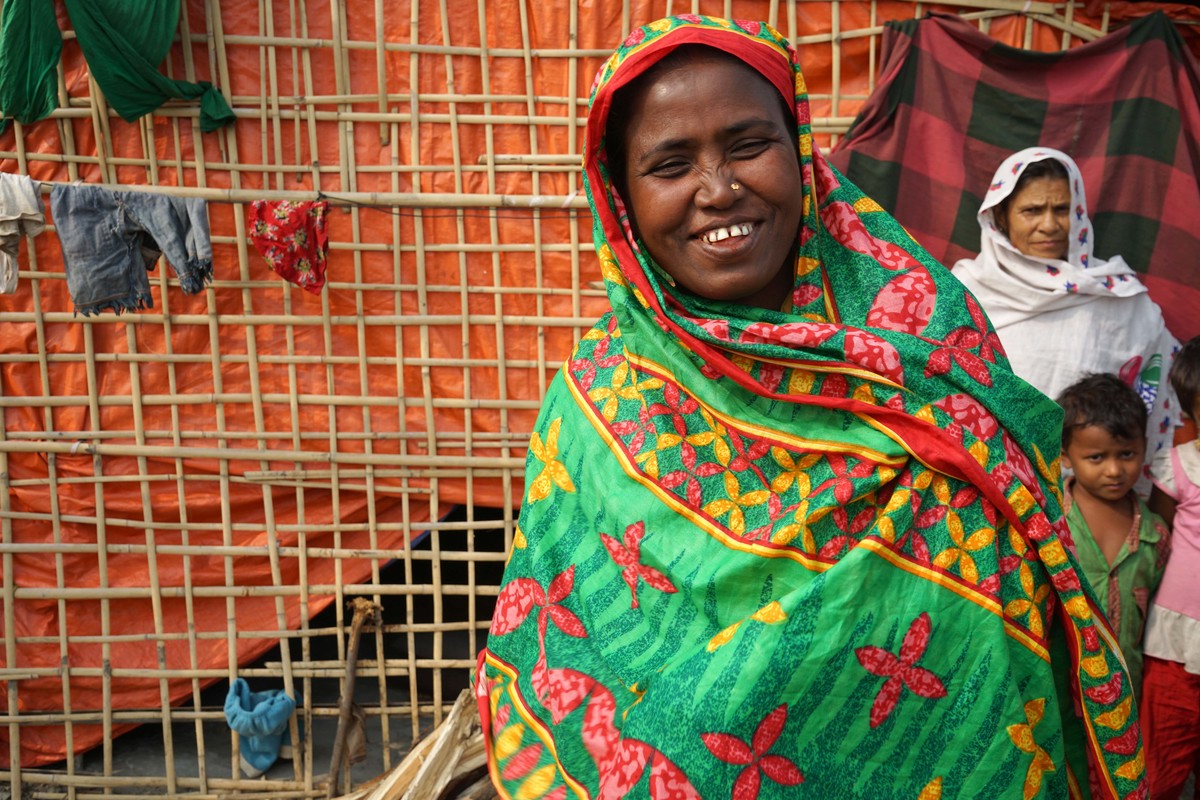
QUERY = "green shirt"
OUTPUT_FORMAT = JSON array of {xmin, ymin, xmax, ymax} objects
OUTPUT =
[{"xmin": 1067, "ymin": 482, "xmax": 1169, "ymax": 698}]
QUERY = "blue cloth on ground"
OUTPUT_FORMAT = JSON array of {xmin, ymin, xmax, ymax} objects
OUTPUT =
[
  {"xmin": 223, "ymin": 678, "xmax": 296, "ymax": 778},
  {"xmin": 49, "ymin": 183, "xmax": 213, "ymax": 315}
]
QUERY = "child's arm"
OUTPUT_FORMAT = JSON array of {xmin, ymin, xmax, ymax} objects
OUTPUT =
[{"xmin": 1148, "ymin": 485, "xmax": 1177, "ymax": 530}]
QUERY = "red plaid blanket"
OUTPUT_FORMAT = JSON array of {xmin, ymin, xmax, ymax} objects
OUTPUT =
[{"xmin": 830, "ymin": 11, "xmax": 1200, "ymax": 341}]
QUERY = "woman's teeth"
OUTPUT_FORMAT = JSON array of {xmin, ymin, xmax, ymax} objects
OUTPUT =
[{"xmin": 702, "ymin": 223, "xmax": 754, "ymax": 243}]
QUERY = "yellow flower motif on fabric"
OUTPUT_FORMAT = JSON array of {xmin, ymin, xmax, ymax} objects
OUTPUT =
[
  {"xmin": 796, "ymin": 256, "xmax": 820, "ymax": 277},
  {"xmin": 1004, "ymin": 561, "xmax": 1052, "ymax": 637},
  {"xmin": 875, "ymin": 516, "xmax": 896, "ymax": 543},
  {"xmin": 875, "ymin": 487, "xmax": 912, "ymax": 543},
  {"xmin": 647, "ymin": 18, "xmax": 671, "ymax": 33},
  {"xmin": 1008, "ymin": 486, "xmax": 1036, "ymax": 516},
  {"xmin": 703, "ymin": 472, "xmax": 771, "ymax": 534},
  {"xmin": 516, "ymin": 764, "xmax": 557, "ymax": 800},
  {"xmin": 506, "ymin": 526, "xmax": 528, "ymax": 566},
  {"xmin": 598, "ymin": 243, "xmax": 625, "ymax": 286},
  {"xmin": 1081, "ymin": 652, "xmax": 1110, "ymax": 679},
  {"xmin": 635, "ymin": 373, "xmax": 663, "ymax": 392},
  {"xmin": 787, "ymin": 369, "xmax": 816, "ymax": 395},
  {"xmin": 882, "ymin": 486, "xmax": 912, "ymax": 515},
  {"xmin": 1114, "ymin": 748, "xmax": 1145, "ymax": 781},
  {"xmin": 689, "ymin": 408, "xmax": 731, "ymax": 464},
  {"xmin": 753, "ymin": 602, "xmax": 787, "ymax": 624},
  {"xmin": 1095, "ymin": 696, "xmax": 1133, "ymax": 729},
  {"xmin": 969, "ymin": 440, "xmax": 989, "ymax": 467},
  {"xmin": 588, "ymin": 361, "xmax": 641, "ymax": 421},
  {"xmin": 1033, "ymin": 443, "xmax": 1060, "ymax": 483},
  {"xmin": 732, "ymin": 354, "xmax": 756, "ymax": 374},
  {"xmin": 799, "ymin": 137, "xmax": 813, "ymax": 157},
  {"xmin": 853, "ymin": 383, "xmax": 878, "ymax": 404},
  {"xmin": 634, "ymin": 448, "xmax": 660, "ymax": 479},
  {"xmin": 770, "ymin": 448, "xmax": 820, "ymax": 495},
  {"xmin": 1039, "ymin": 540, "xmax": 1068, "ymax": 568},
  {"xmin": 794, "ymin": 72, "xmax": 808, "ymax": 96},
  {"xmin": 1064, "ymin": 596, "xmax": 1093, "ymax": 621},
  {"xmin": 1007, "ymin": 698, "xmax": 1056, "ymax": 800},
  {"xmin": 707, "ymin": 601, "xmax": 787, "ymax": 651},
  {"xmin": 495, "ymin": 722, "xmax": 526, "ymax": 760},
  {"xmin": 853, "ymin": 196, "xmax": 885, "ymax": 214},
  {"xmin": 527, "ymin": 418, "xmax": 575, "ymax": 502},
  {"xmin": 918, "ymin": 777, "xmax": 943, "ymax": 800},
  {"xmin": 915, "ymin": 405, "xmax": 937, "ymax": 425},
  {"xmin": 932, "ymin": 511, "xmax": 995, "ymax": 583},
  {"xmin": 771, "ymin": 501, "xmax": 810, "ymax": 545},
  {"xmin": 1008, "ymin": 525, "xmax": 1029, "ymax": 557},
  {"xmin": 797, "ymin": 506, "xmax": 834, "ymax": 552}
]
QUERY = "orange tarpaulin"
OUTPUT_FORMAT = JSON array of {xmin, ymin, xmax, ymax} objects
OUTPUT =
[{"xmin": 2, "ymin": 0, "xmax": 1196, "ymax": 769}]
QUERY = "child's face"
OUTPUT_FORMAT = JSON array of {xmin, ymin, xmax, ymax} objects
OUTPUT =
[{"xmin": 1062, "ymin": 424, "xmax": 1146, "ymax": 504}]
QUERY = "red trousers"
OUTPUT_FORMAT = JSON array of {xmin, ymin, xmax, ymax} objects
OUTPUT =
[{"xmin": 1143, "ymin": 655, "xmax": 1200, "ymax": 799}]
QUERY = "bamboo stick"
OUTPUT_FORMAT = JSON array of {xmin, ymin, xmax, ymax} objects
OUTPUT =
[
  {"xmin": 0, "ymin": 318, "xmax": 21, "ymax": 798},
  {"xmin": 55, "ymin": 57, "xmax": 81, "ymax": 183},
  {"xmin": 326, "ymin": 598, "xmax": 380, "ymax": 798},
  {"xmin": 30, "ymin": 179, "xmax": 590, "ymax": 207},
  {"xmin": 122, "ymin": 320, "xmax": 180, "ymax": 793}
]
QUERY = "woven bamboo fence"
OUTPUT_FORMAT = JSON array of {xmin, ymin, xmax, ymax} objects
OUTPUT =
[{"xmin": 0, "ymin": 0, "xmax": 1194, "ymax": 797}]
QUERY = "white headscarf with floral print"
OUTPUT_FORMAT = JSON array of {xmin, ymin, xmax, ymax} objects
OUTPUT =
[{"xmin": 954, "ymin": 147, "xmax": 1145, "ymax": 328}]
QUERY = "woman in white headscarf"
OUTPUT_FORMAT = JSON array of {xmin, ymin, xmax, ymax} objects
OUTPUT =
[{"xmin": 954, "ymin": 146, "xmax": 1180, "ymax": 471}]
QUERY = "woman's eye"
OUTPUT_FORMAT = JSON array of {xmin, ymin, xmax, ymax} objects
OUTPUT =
[
  {"xmin": 647, "ymin": 161, "xmax": 688, "ymax": 177},
  {"xmin": 732, "ymin": 140, "xmax": 770, "ymax": 157}
]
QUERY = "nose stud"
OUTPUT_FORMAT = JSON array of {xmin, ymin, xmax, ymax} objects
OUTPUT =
[{"xmin": 730, "ymin": 182, "xmax": 741, "ymax": 191}]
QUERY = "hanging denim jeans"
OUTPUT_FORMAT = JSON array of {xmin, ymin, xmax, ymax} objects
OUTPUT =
[{"xmin": 49, "ymin": 183, "xmax": 213, "ymax": 315}]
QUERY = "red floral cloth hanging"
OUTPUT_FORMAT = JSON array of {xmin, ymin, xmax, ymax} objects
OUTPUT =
[{"xmin": 248, "ymin": 200, "xmax": 330, "ymax": 294}]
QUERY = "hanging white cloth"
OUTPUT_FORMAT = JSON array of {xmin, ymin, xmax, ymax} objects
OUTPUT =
[{"xmin": 0, "ymin": 173, "xmax": 46, "ymax": 294}]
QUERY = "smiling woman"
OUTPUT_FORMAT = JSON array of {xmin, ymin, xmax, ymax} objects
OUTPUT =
[
  {"xmin": 608, "ymin": 46, "xmax": 804, "ymax": 310},
  {"xmin": 476, "ymin": 18, "xmax": 1146, "ymax": 799}
]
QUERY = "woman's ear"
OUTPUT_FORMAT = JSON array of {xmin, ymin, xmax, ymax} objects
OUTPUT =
[{"xmin": 993, "ymin": 207, "xmax": 1008, "ymax": 238}]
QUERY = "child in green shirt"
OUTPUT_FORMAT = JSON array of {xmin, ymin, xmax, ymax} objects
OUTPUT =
[{"xmin": 1058, "ymin": 373, "xmax": 1170, "ymax": 699}]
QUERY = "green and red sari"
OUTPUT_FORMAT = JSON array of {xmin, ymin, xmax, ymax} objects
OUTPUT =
[{"xmin": 476, "ymin": 15, "xmax": 1145, "ymax": 800}]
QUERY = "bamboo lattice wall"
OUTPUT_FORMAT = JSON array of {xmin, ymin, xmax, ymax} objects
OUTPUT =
[{"xmin": 0, "ymin": 0, "xmax": 1181, "ymax": 796}]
